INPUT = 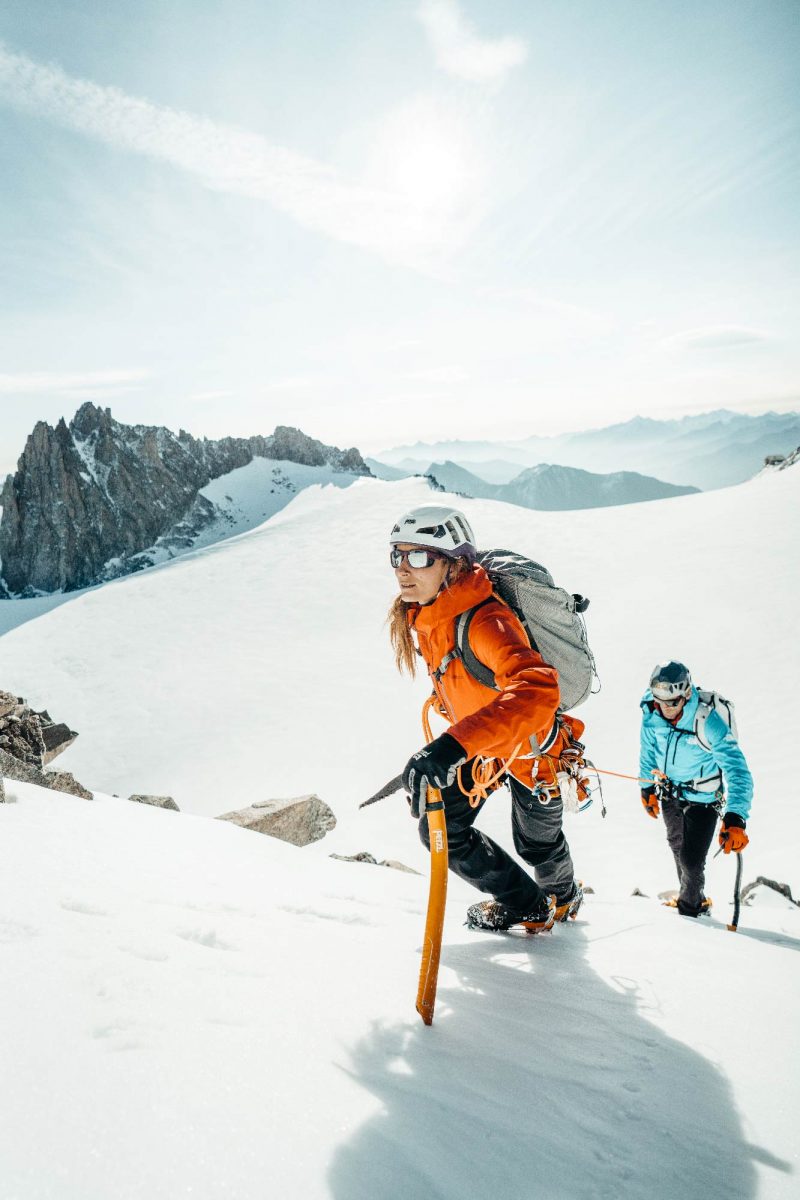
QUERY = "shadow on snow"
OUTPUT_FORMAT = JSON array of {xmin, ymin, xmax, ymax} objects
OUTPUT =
[{"xmin": 328, "ymin": 923, "xmax": 791, "ymax": 1200}]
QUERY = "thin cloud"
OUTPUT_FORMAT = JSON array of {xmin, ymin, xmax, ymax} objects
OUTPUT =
[
  {"xmin": 0, "ymin": 369, "xmax": 149, "ymax": 395},
  {"xmin": 405, "ymin": 364, "xmax": 470, "ymax": 385},
  {"xmin": 663, "ymin": 326, "xmax": 772, "ymax": 351},
  {"xmin": 0, "ymin": 43, "xmax": 473, "ymax": 268},
  {"xmin": 262, "ymin": 375, "xmax": 324, "ymax": 393},
  {"xmin": 417, "ymin": 0, "xmax": 527, "ymax": 85}
]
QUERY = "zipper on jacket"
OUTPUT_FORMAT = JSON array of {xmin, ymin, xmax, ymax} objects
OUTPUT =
[{"xmin": 431, "ymin": 671, "xmax": 455, "ymax": 723}]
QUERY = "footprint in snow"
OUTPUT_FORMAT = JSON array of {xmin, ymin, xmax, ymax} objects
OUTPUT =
[
  {"xmin": 0, "ymin": 918, "xmax": 39, "ymax": 943},
  {"xmin": 60, "ymin": 898, "xmax": 110, "ymax": 917},
  {"xmin": 175, "ymin": 927, "xmax": 238, "ymax": 951},
  {"xmin": 118, "ymin": 941, "xmax": 169, "ymax": 963},
  {"xmin": 91, "ymin": 1021, "xmax": 142, "ymax": 1052}
]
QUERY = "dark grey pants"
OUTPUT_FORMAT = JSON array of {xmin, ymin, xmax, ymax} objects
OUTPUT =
[
  {"xmin": 418, "ymin": 771, "xmax": 576, "ymax": 914},
  {"xmin": 660, "ymin": 795, "xmax": 720, "ymax": 916}
]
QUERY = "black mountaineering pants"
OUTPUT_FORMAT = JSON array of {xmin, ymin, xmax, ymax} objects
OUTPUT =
[
  {"xmin": 418, "ymin": 766, "xmax": 576, "ymax": 914},
  {"xmin": 660, "ymin": 795, "xmax": 720, "ymax": 916}
]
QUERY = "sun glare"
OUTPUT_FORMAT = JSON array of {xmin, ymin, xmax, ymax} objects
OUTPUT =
[{"xmin": 366, "ymin": 97, "xmax": 479, "ymax": 212}]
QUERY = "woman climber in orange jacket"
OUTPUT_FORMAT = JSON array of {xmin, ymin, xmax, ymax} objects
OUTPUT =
[{"xmin": 388, "ymin": 502, "xmax": 584, "ymax": 933}]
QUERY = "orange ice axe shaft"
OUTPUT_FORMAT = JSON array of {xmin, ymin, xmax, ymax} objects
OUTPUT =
[{"xmin": 416, "ymin": 790, "xmax": 448, "ymax": 1026}]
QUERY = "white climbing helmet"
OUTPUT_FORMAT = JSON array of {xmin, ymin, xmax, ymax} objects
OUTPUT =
[{"xmin": 389, "ymin": 504, "xmax": 477, "ymax": 560}]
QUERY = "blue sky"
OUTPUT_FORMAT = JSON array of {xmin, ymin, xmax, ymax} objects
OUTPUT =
[{"xmin": 0, "ymin": 0, "xmax": 798, "ymax": 469}]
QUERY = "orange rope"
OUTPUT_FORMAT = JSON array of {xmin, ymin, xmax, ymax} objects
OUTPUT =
[
  {"xmin": 588, "ymin": 766, "xmax": 658, "ymax": 786},
  {"xmin": 422, "ymin": 694, "xmax": 522, "ymax": 808}
]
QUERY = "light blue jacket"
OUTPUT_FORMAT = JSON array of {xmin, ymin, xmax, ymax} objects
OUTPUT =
[{"xmin": 639, "ymin": 687, "xmax": 753, "ymax": 821}]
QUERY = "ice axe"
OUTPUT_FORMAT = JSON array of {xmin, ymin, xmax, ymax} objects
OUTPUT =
[
  {"xmin": 728, "ymin": 851, "xmax": 743, "ymax": 932},
  {"xmin": 359, "ymin": 768, "xmax": 449, "ymax": 1025},
  {"xmin": 713, "ymin": 842, "xmax": 744, "ymax": 932},
  {"xmin": 358, "ymin": 699, "xmax": 450, "ymax": 1026},
  {"xmin": 359, "ymin": 774, "xmax": 403, "ymax": 809},
  {"xmin": 415, "ymin": 787, "xmax": 448, "ymax": 1026}
]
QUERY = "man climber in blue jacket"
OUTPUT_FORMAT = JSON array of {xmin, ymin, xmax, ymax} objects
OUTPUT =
[{"xmin": 640, "ymin": 661, "xmax": 752, "ymax": 917}]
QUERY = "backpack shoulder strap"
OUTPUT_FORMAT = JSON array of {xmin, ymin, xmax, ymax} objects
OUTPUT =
[
  {"xmin": 454, "ymin": 597, "xmax": 498, "ymax": 691},
  {"xmin": 693, "ymin": 690, "xmax": 715, "ymax": 751}
]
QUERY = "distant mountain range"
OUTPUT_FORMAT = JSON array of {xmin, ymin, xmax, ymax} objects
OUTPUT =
[
  {"xmin": 373, "ymin": 410, "xmax": 800, "ymax": 490},
  {"xmin": 3, "ymin": 404, "xmax": 793, "ymax": 599},
  {"xmin": 421, "ymin": 460, "xmax": 698, "ymax": 509}
]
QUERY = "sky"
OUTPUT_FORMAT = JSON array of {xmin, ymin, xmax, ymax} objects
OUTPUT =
[{"xmin": 0, "ymin": 0, "xmax": 798, "ymax": 472}]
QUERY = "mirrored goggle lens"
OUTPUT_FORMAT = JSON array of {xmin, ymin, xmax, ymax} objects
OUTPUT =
[
  {"xmin": 390, "ymin": 548, "xmax": 439, "ymax": 568},
  {"xmin": 654, "ymin": 691, "xmax": 685, "ymax": 705}
]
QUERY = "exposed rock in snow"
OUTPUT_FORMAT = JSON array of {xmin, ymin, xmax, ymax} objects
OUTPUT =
[
  {"xmin": 762, "ymin": 445, "xmax": 800, "ymax": 472},
  {"xmin": 128, "ymin": 793, "xmax": 180, "ymax": 812},
  {"xmin": 217, "ymin": 794, "xmax": 337, "ymax": 846},
  {"xmin": 0, "ymin": 403, "xmax": 371, "ymax": 594},
  {"xmin": 0, "ymin": 748, "xmax": 92, "ymax": 798},
  {"xmin": 329, "ymin": 850, "xmax": 420, "ymax": 874}
]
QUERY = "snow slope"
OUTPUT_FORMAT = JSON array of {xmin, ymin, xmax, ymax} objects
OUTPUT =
[
  {"xmin": 1, "ymin": 467, "xmax": 798, "ymax": 1198},
  {"xmin": 1, "ymin": 775, "xmax": 797, "ymax": 1199}
]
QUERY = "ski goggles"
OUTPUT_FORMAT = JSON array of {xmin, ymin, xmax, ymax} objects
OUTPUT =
[
  {"xmin": 652, "ymin": 692, "xmax": 688, "ymax": 706},
  {"xmin": 389, "ymin": 547, "xmax": 442, "ymax": 569}
]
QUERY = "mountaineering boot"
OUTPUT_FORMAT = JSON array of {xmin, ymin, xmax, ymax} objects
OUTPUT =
[
  {"xmin": 663, "ymin": 896, "xmax": 712, "ymax": 916},
  {"xmin": 554, "ymin": 880, "xmax": 584, "ymax": 923},
  {"xmin": 466, "ymin": 893, "xmax": 556, "ymax": 933}
]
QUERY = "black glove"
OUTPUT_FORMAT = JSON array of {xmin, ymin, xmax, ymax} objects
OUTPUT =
[{"xmin": 403, "ymin": 733, "xmax": 466, "ymax": 818}]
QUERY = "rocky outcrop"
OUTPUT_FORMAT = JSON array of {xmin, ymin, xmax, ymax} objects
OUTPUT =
[
  {"xmin": 0, "ymin": 690, "xmax": 90, "ymax": 799},
  {"xmin": 217, "ymin": 794, "xmax": 336, "ymax": 846},
  {"xmin": 0, "ymin": 748, "xmax": 93, "ymax": 799},
  {"xmin": 0, "ymin": 403, "xmax": 371, "ymax": 594},
  {"xmin": 128, "ymin": 793, "xmax": 180, "ymax": 811},
  {"xmin": 0, "ymin": 691, "xmax": 77, "ymax": 766}
]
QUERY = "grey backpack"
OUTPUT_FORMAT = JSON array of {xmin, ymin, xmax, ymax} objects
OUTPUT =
[{"xmin": 453, "ymin": 549, "xmax": 598, "ymax": 711}]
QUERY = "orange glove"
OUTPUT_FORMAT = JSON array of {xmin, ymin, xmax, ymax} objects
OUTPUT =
[
  {"xmin": 641, "ymin": 788, "xmax": 660, "ymax": 819},
  {"xmin": 719, "ymin": 814, "xmax": 749, "ymax": 854}
]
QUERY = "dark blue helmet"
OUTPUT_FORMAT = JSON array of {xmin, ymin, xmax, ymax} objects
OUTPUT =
[{"xmin": 650, "ymin": 661, "xmax": 692, "ymax": 702}]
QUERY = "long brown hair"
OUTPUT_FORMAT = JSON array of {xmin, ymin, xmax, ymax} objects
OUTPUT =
[{"xmin": 387, "ymin": 557, "xmax": 471, "ymax": 676}]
